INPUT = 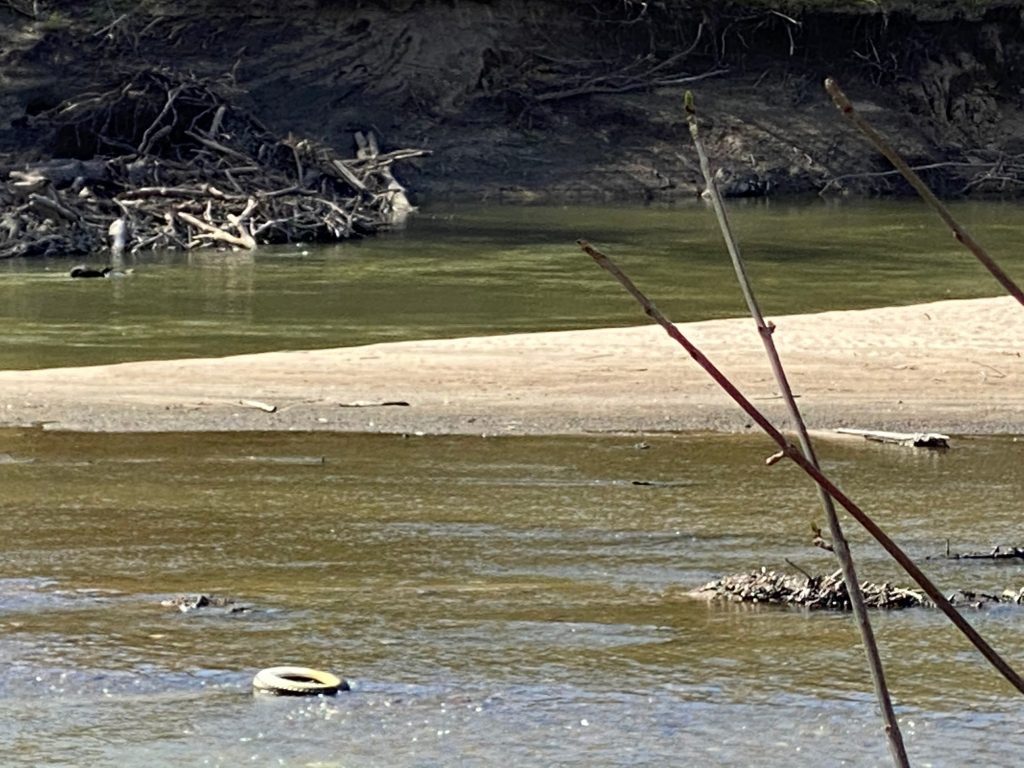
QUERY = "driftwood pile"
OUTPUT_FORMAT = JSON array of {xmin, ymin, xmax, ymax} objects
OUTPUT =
[
  {"xmin": 697, "ymin": 567, "xmax": 1024, "ymax": 611},
  {"xmin": 0, "ymin": 69, "xmax": 426, "ymax": 260}
]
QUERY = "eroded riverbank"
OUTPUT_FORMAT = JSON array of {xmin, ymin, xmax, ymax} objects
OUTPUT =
[{"xmin": 5, "ymin": 2, "xmax": 1024, "ymax": 206}]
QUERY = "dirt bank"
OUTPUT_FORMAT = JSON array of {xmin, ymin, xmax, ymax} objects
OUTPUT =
[
  {"xmin": 4, "ymin": 2, "xmax": 1024, "ymax": 205},
  {"xmin": 0, "ymin": 297, "xmax": 1020, "ymax": 436}
]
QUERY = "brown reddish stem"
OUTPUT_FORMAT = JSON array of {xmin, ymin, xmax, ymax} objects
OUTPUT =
[
  {"xmin": 825, "ymin": 77, "xmax": 1024, "ymax": 309},
  {"xmin": 685, "ymin": 92, "xmax": 908, "ymax": 768},
  {"xmin": 578, "ymin": 238, "xmax": 1024, "ymax": 697}
]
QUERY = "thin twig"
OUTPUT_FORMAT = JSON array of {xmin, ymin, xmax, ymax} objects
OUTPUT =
[
  {"xmin": 138, "ymin": 84, "xmax": 185, "ymax": 156},
  {"xmin": 825, "ymin": 77, "xmax": 1024, "ymax": 308},
  {"xmin": 784, "ymin": 558, "xmax": 814, "ymax": 580},
  {"xmin": 536, "ymin": 67, "xmax": 729, "ymax": 102},
  {"xmin": 819, "ymin": 161, "xmax": 1009, "ymax": 195},
  {"xmin": 577, "ymin": 239, "xmax": 1024, "ymax": 698},
  {"xmin": 685, "ymin": 91, "xmax": 909, "ymax": 768},
  {"xmin": 92, "ymin": 13, "xmax": 129, "ymax": 38}
]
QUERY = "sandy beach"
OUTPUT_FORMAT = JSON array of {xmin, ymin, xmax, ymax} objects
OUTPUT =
[{"xmin": 0, "ymin": 296, "xmax": 1020, "ymax": 436}]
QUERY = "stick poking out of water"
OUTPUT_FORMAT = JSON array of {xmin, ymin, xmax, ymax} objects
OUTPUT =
[
  {"xmin": 825, "ymin": 77, "xmax": 1024, "ymax": 308},
  {"xmin": 577, "ymin": 238, "xmax": 1024, "ymax": 699},
  {"xmin": 685, "ymin": 91, "xmax": 908, "ymax": 768}
]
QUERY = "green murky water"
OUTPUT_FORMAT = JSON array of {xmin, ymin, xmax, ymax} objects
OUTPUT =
[
  {"xmin": 0, "ymin": 200, "xmax": 1022, "ymax": 370},
  {"xmin": 1, "ymin": 201, "xmax": 1023, "ymax": 765}
]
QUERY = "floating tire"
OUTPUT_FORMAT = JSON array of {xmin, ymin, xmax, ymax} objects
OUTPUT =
[{"xmin": 252, "ymin": 666, "xmax": 349, "ymax": 696}]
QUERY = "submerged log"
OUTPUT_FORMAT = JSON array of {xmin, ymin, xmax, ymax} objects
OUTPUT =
[{"xmin": 1, "ymin": 68, "xmax": 428, "ymax": 260}]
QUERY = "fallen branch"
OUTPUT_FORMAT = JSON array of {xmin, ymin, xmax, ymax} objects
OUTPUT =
[
  {"xmin": 176, "ymin": 211, "xmax": 255, "ymax": 250},
  {"xmin": 184, "ymin": 129, "xmax": 256, "ymax": 164},
  {"xmin": 337, "ymin": 400, "xmax": 411, "ymax": 408},
  {"xmin": 118, "ymin": 185, "xmax": 232, "ymax": 200},
  {"xmin": 28, "ymin": 193, "xmax": 80, "ymax": 222},
  {"xmin": 138, "ymin": 83, "xmax": 185, "ymax": 156}
]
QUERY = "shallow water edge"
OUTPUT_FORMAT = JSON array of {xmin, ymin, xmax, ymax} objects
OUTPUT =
[{"xmin": 2, "ymin": 429, "xmax": 1023, "ymax": 766}]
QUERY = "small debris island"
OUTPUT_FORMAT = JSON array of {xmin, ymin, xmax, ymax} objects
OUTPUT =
[{"xmin": 696, "ymin": 568, "xmax": 1024, "ymax": 611}]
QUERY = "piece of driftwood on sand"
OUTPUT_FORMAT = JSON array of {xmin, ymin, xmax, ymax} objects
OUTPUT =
[{"xmin": 835, "ymin": 428, "xmax": 950, "ymax": 449}]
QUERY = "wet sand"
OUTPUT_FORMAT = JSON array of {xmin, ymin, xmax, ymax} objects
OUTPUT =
[{"xmin": 0, "ymin": 296, "xmax": 1020, "ymax": 436}]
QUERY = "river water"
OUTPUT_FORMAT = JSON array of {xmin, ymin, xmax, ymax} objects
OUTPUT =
[
  {"xmin": 1, "ymin": 201, "xmax": 1023, "ymax": 766},
  {"xmin": 1, "ymin": 200, "xmax": 1023, "ymax": 370}
]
